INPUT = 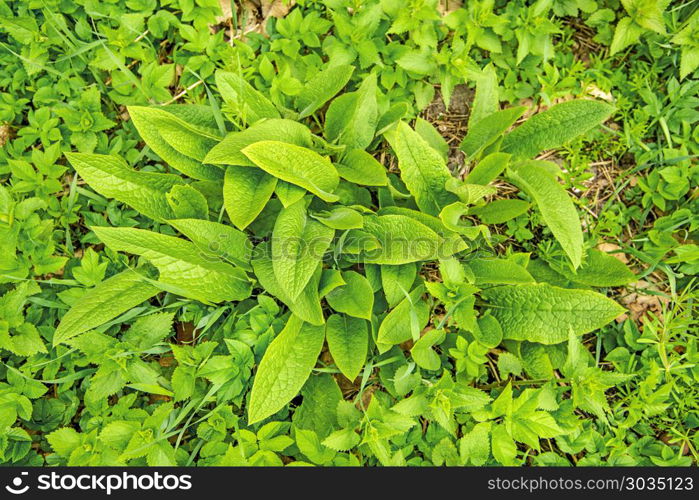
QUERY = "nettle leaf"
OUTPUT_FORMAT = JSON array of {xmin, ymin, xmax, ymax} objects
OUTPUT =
[
  {"xmin": 168, "ymin": 218, "xmax": 251, "ymax": 269},
  {"xmin": 336, "ymin": 149, "xmax": 388, "ymax": 186},
  {"xmin": 223, "ymin": 166, "xmax": 277, "ymax": 230},
  {"xmin": 296, "ymin": 64, "xmax": 354, "ymax": 118},
  {"xmin": 502, "ymin": 100, "xmax": 614, "ymax": 158},
  {"xmin": 470, "ymin": 199, "xmax": 530, "ymax": 224},
  {"xmin": 358, "ymin": 214, "xmax": 442, "ymax": 265},
  {"xmin": 460, "ymin": 107, "xmax": 526, "ymax": 158},
  {"xmin": 559, "ymin": 249, "xmax": 635, "ymax": 287},
  {"xmin": 377, "ymin": 286, "xmax": 430, "ymax": 346},
  {"xmin": 92, "ymin": 227, "xmax": 252, "ymax": 303},
  {"xmin": 384, "ymin": 121, "xmax": 457, "ymax": 216},
  {"xmin": 242, "ymin": 141, "xmax": 340, "ymax": 202},
  {"xmin": 482, "ymin": 283, "xmax": 625, "ymax": 344},
  {"xmin": 248, "ymin": 315, "xmax": 325, "ymax": 424},
  {"xmin": 165, "ymin": 184, "xmax": 208, "ymax": 219},
  {"xmin": 325, "ymin": 73, "xmax": 378, "ymax": 150},
  {"xmin": 272, "ymin": 199, "xmax": 334, "ymax": 301},
  {"xmin": 326, "ymin": 270, "xmax": 374, "ymax": 320},
  {"xmin": 252, "ymin": 245, "xmax": 325, "ymax": 326},
  {"xmin": 325, "ymin": 314, "xmax": 368, "ymax": 380},
  {"xmin": 128, "ymin": 106, "xmax": 223, "ymax": 181},
  {"xmin": 465, "ymin": 152, "xmax": 511, "ymax": 186},
  {"xmin": 53, "ymin": 270, "xmax": 160, "ymax": 345},
  {"xmin": 204, "ymin": 119, "xmax": 312, "ymax": 166},
  {"xmin": 215, "ymin": 70, "xmax": 280, "ymax": 124},
  {"xmin": 65, "ymin": 153, "xmax": 184, "ymax": 221},
  {"xmin": 509, "ymin": 161, "xmax": 583, "ymax": 268}
]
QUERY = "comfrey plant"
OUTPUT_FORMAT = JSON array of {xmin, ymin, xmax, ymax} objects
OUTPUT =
[{"xmin": 56, "ymin": 66, "xmax": 633, "ymax": 426}]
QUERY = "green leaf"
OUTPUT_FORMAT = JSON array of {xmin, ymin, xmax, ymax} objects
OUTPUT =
[
  {"xmin": 252, "ymin": 248, "xmax": 325, "ymax": 326},
  {"xmin": 509, "ymin": 161, "xmax": 583, "ymax": 268},
  {"xmin": 381, "ymin": 263, "xmax": 417, "ymax": 308},
  {"xmin": 460, "ymin": 107, "xmax": 526, "ymax": 158},
  {"xmin": 460, "ymin": 422, "xmax": 492, "ymax": 465},
  {"xmin": 275, "ymin": 181, "xmax": 306, "ymax": 208},
  {"xmin": 468, "ymin": 258, "xmax": 535, "ymax": 285},
  {"xmin": 311, "ymin": 207, "xmax": 364, "ymax": 230},
  {"xmin": 326, "ymin": 270, "xmax": 374, "ymax": 320},
  {"xmin": 560, "ymin": 249, "xmax": 635, "ymax": 287},
  {"xmin": 377, "ymin": 286, "xmax": 430, "ymax": 345},
  {"xmin": 248, "ymin": 315, "xmax": 325, "ymax": 424},
  {"xmin": 223, "ymin": 166, "xmax": 277, "ymax": 230},
  {"xmin": 53, "ymin": 270, "xmax": 160, "ymax": 345},
  {"xmin": 468, "ymin": 64, "xmax": 499, "ymax": 129},
  {"xmin": 415, "ymin": 117, "xmax": 449, "ymax": 159},
  {"xmin": 166, "ymin": 184, "xmax": 208, "ymax": 219},
  {"xmin": 128, "ymin": 106, "xmax": 223, "ymax": 181},
  {"xmin": 65, "ymin": 153, "xmax": 184, "ymax": 221},
  {"xmin": 215, "ymin": 71, "xmax": 280, "ymax": 124},
  {"xmin": 502, "ymin": 100, "xmax": 614, "ymax": 158},
  {"xmin": 411, "ymin": 328, "xmax": 445, "ymax": 370},
  {"xmin": 464, "ymin": 153, "xmax": 511, "ymax": 186},
  {"xmin": 384, "ymin": 121, "xmax": 457, "ymax": 216},
  {"xmin": 358, "ymin": 214, "xmax": 442, "ymax": 265},
  {"xmin": 296, "ymin": 64, "xmax": 354, "ymax": 118},
  {"xmin": 482, "ymin": 283, "xmax": 625, "ymax": 344},
  {"xmin": 336, "ymin": 149, "xmax": 388, "ymax": 186},
  {"xmin": 469, "ymin": 199, "xmax": 530, "ymax": 224},
  {"xmin": 325, "ymin": 314, "xmax": 368, "ymax": 380},
  {"xmin": 168, "ymin": 218, "xmax": 251, "ymax": 269},
  {"xmin": 204, "ymin": 119, "xmax": 312, "ymax": 166},
  {"xmin": 272, "ymin": 199, "xmax": 334, "ymax": 300},
  {"xmin": 242, "ymin": 141, "xmax": 340, "ymax": 202},
  {"xmin": 325, "ymin": 73, "xmax": 378, "ymax": 150},
  {"xmin": 92, "ymin": 227, "xmax": 252, "ymax": 303}
]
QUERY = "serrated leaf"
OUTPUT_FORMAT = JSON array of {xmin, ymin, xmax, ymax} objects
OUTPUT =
[
  {"xmin": 53, "ymin": 270, "xmax": 160, "ymax": 345},
  {"xmin": 248, "ymin": 315, "xmax": 325, "ymax": 424},
  {"xmin": 509, "ymin": 161, "xmax": 583, "ymax": 268},
  {"xmin": 242, "ymin": 141, "xmax": 340, "ymax": 202},
  {"xmin": 502, "ymin": 100, "xmax": 614, "ymax": 158},
  {"xmin": 272, "ymin": 199, "xmax": 334, "ymax": 300},
  {"xmin": 384, "ymin": 121, "xmax": 457, "ymax": 216},
  {"xmin": 92, "ymin": 227, "xmax": 252, "ymax": 303},
  {"xmin": 325, "ymin": 314, "xmax": 368, "ymax": 380},
  {"xmin": 65, "ymin": 153, "xmax": 184, "ymax": 221},
  {"xmin": 482, "ymin": 283, "xmax": 625, "ymax": 344}
]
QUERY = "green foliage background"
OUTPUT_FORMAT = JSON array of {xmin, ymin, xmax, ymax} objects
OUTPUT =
[{"xmin": 0, "ymin": 0, "xmax": 697, "ymax": 466}]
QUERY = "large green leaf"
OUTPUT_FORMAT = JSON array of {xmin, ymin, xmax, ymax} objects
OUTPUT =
[
  {"xmin": 324, "ymin": 73, "xmax": 378, "ymax": 150},
  {"xmin": 502, "ymin": 100, "xmax": 614, "ymax": 158},
  {"xmin": 482, "ymin": 283, "xmax": 625, "ymax": 344},
  {"xmin": 248, "ymin": 315, "xmax": 325, "ymax": 424},
  {"xmin": 92, "ymin": 227, "xmax": 252, "ymax": 303},
  {"xmin": 53, "ymin": 270, "xmax": 160, "ymax": 345},
  {"xmin": 358, "ymin": 214, "xmax": 443, "ymax": 265},
  {"xmin": 65, "ymin": 153, "xmax": 184, "ymax": 221},
  {"xmin": 223, "ymin": 165, "xmax": 277, "ymax": 230},
  {"xmin": 384, "ymin": 121, "xmax": 457, "ymax": 216},
  {"xmin": 296, "ymin": 64, "xmax": 354, "ymax": 118},
  {"xmin": 242, "ymin": 141, "xmax": 340, "ymax": 202},
  {"xmin": 271, "ymin": 199, "xmax": 335, "ymax": 301},
  {"xmin": 204, "ymin": 119, "xmax": 312, "ymax": 166},
  {"xmin": 168, "ymin": 218, "xmax": 251, "ymax": 269},
  {"xmin": 215, "ymin": 71, "xmax": 280, "ymax": 124},
  {"xmin": 509, "ymin": 161, "xmax": 583, "ymax": 268},
  {"xmin": 336, "ymin": 149, "xmax": 388, "ymax": 186},
  {"xmin": 460, "ymin": 107, "xmax": 526, "ymax": 158},
  {"xmin": 128, "ymin": 106, "xmax": 223, "ymax": 180},
  {"xmin": 325, "ymin": 314, "xmax": 368, "ymax": 381},
  {"xmin": 325, "ymin": 270, "xmax": 374, "ymax": 320}
]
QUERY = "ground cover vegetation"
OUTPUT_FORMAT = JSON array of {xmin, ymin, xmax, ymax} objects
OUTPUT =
[{"xmin": 0, "ymin": 0, "xmax": 697, "ymax": 466}]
